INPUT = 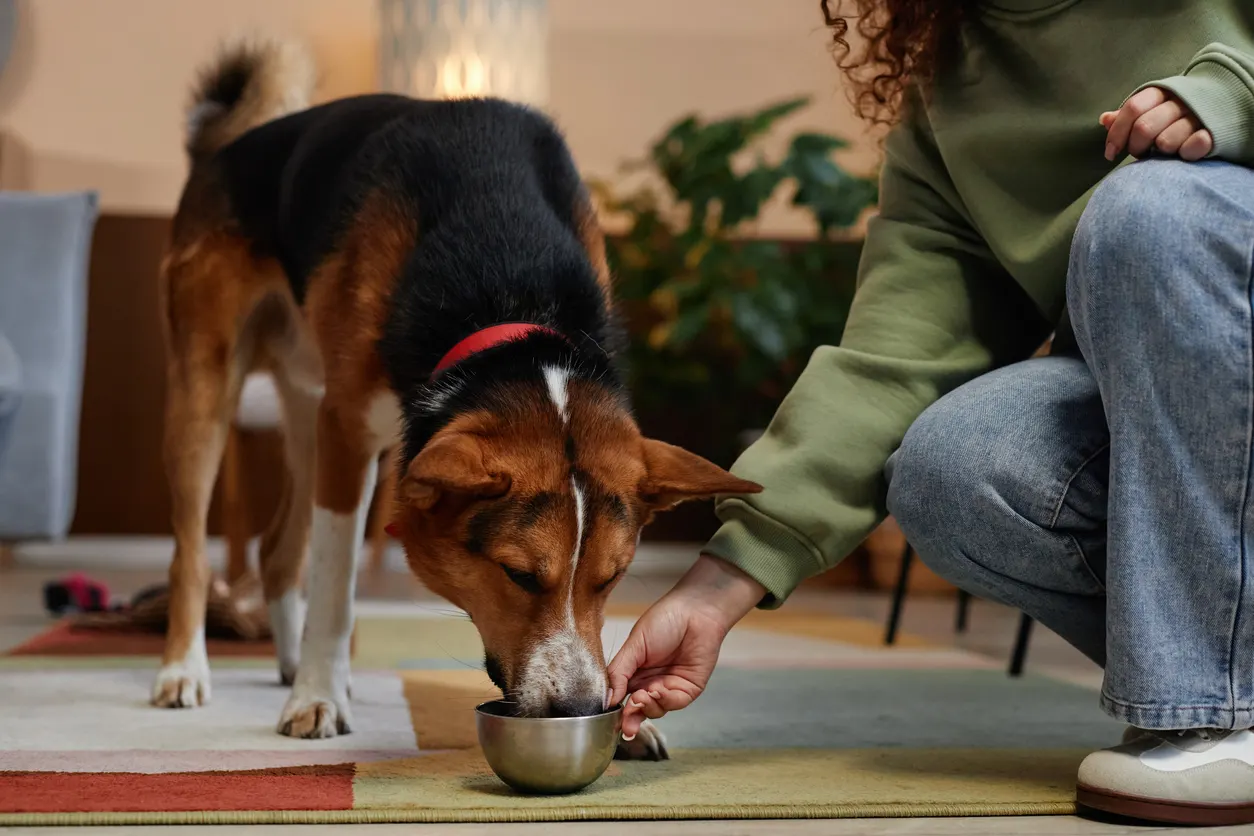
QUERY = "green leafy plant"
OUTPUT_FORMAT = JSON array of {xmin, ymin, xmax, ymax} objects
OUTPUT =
[{"xmin": 593, "ymin": 97, "xmax": 877, "ymax": 441}]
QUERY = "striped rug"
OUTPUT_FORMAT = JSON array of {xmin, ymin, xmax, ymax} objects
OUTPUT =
[{"xmin": 0, "ymin": 600, "xmax": 1121, "ymax": 825}]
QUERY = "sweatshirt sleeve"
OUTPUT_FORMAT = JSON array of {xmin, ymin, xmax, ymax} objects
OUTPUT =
[
  {"xmin": 1137, "ymin": 43, "xmax": 1254, "ymax": 164},
  {"xmin": 702, "ymin": 104, "xmax": 1050, "ymax": 608}
]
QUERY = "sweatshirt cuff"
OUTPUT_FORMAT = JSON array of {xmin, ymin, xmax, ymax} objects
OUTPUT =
[
  {"xmin": 704, "ymin": 498, "xmax": 827, "ymax": 610},
  {"xmin": 1140, "ymin": 61, "xmax": 1254, "ymax": 163}
]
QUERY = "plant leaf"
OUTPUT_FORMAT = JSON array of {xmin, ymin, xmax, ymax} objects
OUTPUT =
[
  {"xmin": 668, "ymin": 301, "xmax": 712, "ymax": 348},
  {"xmin": 730, "ymin": 296, "xmax": 788, "ymax": 361}
]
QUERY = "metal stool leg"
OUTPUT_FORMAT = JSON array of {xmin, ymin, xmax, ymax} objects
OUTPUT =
[
  {"xmin": 955, "ymin": 588, "xmax": 972, "ymax": 633},
  {"xmin": 884, "ymin": 541, "xmax": 913, "ymax": 645},
  {"xmin": 1009, "ymin": 613, "xmax": 1034, "ymax": 677}
]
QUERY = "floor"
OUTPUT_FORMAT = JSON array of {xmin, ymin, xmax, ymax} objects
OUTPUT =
[{"xmin": 0, "ymin": 542, "xmax": 1234, "ymax": 835}]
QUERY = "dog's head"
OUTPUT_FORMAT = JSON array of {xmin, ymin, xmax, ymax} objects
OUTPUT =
[{"xmin": 390, "ymin": 373, "xmax": 760, "ymax": 717}]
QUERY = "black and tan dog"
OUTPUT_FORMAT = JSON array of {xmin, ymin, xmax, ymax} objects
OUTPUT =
[{"xmin": 153, "ymin": 39, "xmax": 760, "ymax": 755}]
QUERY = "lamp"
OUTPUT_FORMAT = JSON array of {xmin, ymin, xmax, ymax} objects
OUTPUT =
[{"xmin": 379, "ymin": 0, "xmax": 549, "ymax": 107}]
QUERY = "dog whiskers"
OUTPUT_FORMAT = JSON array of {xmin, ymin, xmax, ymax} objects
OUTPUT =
[{"xmin": 426, "ymin": 607, "xmax": 471, "ymax": 620}]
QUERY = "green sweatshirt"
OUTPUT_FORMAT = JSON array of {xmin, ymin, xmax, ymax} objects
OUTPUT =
[{"xmin": 706, "ymin": 0, "xmax": 1254, "ymax": 607}]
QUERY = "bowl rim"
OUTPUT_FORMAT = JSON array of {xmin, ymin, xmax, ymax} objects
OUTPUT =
[{"xmin": 474, "ymin": 699, "xmax": 624, "ymax": 722}]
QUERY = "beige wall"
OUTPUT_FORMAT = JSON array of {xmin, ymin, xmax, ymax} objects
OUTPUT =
[{"xmin": 0, "ymin": 0, "xmax": 876, "ymax": 235}]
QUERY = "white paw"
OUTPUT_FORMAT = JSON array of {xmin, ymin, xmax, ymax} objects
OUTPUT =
[
  {"xmin": 278, "ymin": 681, "xmax": 352, "ymax": 738},
  {"xmin": 151, "ymin": 660, "xmax": 211, "ymax": 708},
  {"xmin": 269, "ymin": 590, "xmax": 305, "ymax": 686},
  {"xmin": 616, "ymin": 718, "xmax": 669, "ymax": 761}
]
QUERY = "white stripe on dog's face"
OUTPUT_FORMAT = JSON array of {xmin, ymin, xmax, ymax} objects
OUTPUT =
[
  {"xmin": 544, "ymin": 365, "xmax": 570, "ymax": 424},
  {"xmin": 515, "ymin": 474, "xmax": 605, "ymax": 717},
  {"xmin": 568, "ymin": 474, "xmax": 585, "ymax": 622},
  {"xmin": 514, "ymin": 369, "xmax": 606, "ymax": 717}
]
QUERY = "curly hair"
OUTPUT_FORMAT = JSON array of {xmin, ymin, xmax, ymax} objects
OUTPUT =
[{"xmin": 820, "ymin": 0, "xmax": 975, "ymax": 126}]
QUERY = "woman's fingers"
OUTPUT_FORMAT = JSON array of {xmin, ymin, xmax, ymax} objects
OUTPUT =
[
  {"xmin": 621, "ymin": 702, "xmax": 645, "ymax": 739},
  {"xmin": 1153, "ymin": 118, "xmax": 1196, "ymax": 155},
  {"xmin": 632, "ymin": 690, "xmax": 668, "ymax": 720},
  {"xmin": 1125, "ymin": 99, "xmax": 1185, "ymax": 158},
  {"xmin": 619, "ymin": 684, "xmax": 700, "ymax": 739},
  {"xmin": 621, "ymin": 691, "xmax": 664, "ymax": 739},
  {"xmin": 1105, "ymin": 87, "xmax": 1166, "ymax": 160},
  {"xmin": 606, "ymin": 660, "xmax": 633, "ymax": 710},
  {"xmin": 1180, "ymin": 128, "xmax": 1214, "ymax": 162},
  {"xmin": 1100, "ymin": 90, "xmax": 1212, "ymax": 162},
  {"xmin": 606, "ymin": 625, "xmax": 649, "ymax": 707}
]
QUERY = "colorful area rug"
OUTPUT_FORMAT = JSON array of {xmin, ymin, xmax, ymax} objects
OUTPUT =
[
  {"xmin": 7, "ymin": 620, "xmax": 274, "ymax": 657},
  {"xmin": 0, "ymin": 600, "xmax": 1122, "ymax": 825}
]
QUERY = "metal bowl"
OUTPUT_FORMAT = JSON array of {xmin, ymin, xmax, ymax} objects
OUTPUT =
[{"xmin": 475, "ymin": 700, "xmax": 623, "ymax": 794}]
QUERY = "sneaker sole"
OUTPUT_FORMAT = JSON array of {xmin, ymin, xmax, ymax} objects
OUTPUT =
[{"xmin": 1078, "ymin": 783, "xmax": 1254, "ymax": 826}]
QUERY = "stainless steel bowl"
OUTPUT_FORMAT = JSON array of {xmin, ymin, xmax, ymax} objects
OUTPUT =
[{"xmin": 475, "ymin": 700, "xmax": 623, "ymax": 794}]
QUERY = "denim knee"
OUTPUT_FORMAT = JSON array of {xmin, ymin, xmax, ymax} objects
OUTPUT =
[
  {"xmin": 1067, "ymin": 160, "xmax": 1214, "ymax": 344},
  {"xmin": 886, "ymin": 402, "xmax": 991, "ymax": 589}
]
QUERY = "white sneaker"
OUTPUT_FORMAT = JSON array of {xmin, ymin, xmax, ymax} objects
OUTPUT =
[{"xmin": 1078, "ymin": 728, "xmax": 1254, "ymax": 825}]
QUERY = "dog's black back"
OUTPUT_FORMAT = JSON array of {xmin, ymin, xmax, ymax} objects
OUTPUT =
[
  {"xmin": 217, "ymin": 95, "xmax": 588, "ymax": 301},
  {"xmin": 213, "ymin": 94, "xmax": 624, "ymax": 450}
]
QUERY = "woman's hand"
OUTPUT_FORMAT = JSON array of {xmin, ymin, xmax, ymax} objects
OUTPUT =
[
  {"xmin": 1101, "ymin": 86, "xmax": 1213, "ymax": 162},
  {"xmin": 607, "ymin": 554, "xmax": 765, "ymax": 740}
]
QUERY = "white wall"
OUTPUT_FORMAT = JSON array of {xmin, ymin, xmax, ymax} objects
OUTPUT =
[{"xmin": 0, "ymin": 0, "xmax": 878, "ymax": 235}]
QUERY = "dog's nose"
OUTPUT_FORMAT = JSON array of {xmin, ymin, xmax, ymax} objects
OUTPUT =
[{"xmin": 547, "ymin": 693, "xmax": 605, "ymax": 718}]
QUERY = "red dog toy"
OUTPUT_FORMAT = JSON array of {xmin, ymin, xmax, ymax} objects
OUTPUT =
[{"xmin": 43, "ymin": 573, "xmax": 110, "ymax": 615}]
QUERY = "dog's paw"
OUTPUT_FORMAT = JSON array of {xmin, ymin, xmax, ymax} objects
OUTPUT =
[
  {"xmin": 151, "ymin": 662, "xmax": 211, "ymax": 708},
  {"xmin": 278, "ymin": 687, "xmax": 352, "ymax": 739},
  {"xmin": 615, "ymin": 719, "xmax": 669, "ymax": 761}
]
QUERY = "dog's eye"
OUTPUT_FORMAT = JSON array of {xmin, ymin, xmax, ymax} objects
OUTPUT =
[
  {"xmin": 595, "ymin": 569, "xmax": 624, "ymax": 594},
  {"xmin": 502, "ymin": 564, "xmax": 543, "ymax": 594}
]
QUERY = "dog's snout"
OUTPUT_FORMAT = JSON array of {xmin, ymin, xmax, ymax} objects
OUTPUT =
[
  {"xmin": 547, "ymin": 693, "xmax": 606, "ymax": 718},
  {"xmin": 514, "ymin": 629, "xmax": 607, "ymax": 717}
]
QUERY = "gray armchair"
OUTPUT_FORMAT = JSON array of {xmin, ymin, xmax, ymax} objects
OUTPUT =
[
  {"xmin": 0, "ymin": 329, "xmax": 17, "ymax": 468},
  {"xmin": 0, "ymin": 191, "xmax": 98, "ymax": 540}
]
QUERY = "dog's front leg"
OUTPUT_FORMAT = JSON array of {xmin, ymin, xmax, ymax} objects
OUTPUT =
[{"xmin": 277, "ymin": 403, "xmax": 379, "ymax": 739}]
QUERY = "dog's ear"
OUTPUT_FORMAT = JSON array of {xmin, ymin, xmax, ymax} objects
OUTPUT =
[
  {"xmin": 401, "ymin": 432, "xmax": 511, "ymax": 511},
  {"xmin": 638, "ymin": 438, "xmax": 762, "ymax": 513}
]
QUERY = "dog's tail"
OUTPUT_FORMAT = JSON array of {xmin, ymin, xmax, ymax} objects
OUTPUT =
[{"xmin": 184, "ymin": 36, "xmax": 315, "ymax": 160}]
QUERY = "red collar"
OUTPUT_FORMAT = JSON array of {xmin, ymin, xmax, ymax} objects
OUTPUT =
[{"xmin": 433, "ymin": 323, "xmax": 564, "ymax": 374}]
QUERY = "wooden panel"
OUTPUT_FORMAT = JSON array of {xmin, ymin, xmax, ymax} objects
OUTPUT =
[
  {"xmin": 72, "ymin": 214, "xmax": 284, "ymax": 536},
  {"xmin": 73, "ymin": 214, "xmax": 170, "ymax": 534}
]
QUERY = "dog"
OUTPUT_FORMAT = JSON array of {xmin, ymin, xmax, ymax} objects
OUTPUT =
[{"xmin": 153, "ymin": 38, "xmax": 762, "ymax": 758}]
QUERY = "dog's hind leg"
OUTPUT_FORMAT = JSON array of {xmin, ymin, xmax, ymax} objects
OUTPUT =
[
  {"xmin": 152, "ymin": 235, "xmax": 270, "ymax": 708},
  {"xmin": 258, "ymin": 367, "xmax": 320, "ymax": 686},
  {"xmin": 153, "ymin": 350, "xmax": 236, "ymax": 707},
  {"xmin": 153, "ymin": 312, "xmax": 243, "ymax": 707}
]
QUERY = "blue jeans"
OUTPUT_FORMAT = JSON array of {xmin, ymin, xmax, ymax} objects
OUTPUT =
[{"xmin": 886, "ymin": 159, "xmax": 1254, "ymax": 731}]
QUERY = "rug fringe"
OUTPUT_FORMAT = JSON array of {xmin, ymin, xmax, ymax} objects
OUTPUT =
[{"xmin": 0, "ymin": 801, "xmax": 1077, "ymax": 826}]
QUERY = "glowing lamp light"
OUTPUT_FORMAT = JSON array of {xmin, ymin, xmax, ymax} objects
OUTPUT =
[{"xmin": 379, "ymin": 0, "xmax": 549, "ymax": 106}]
